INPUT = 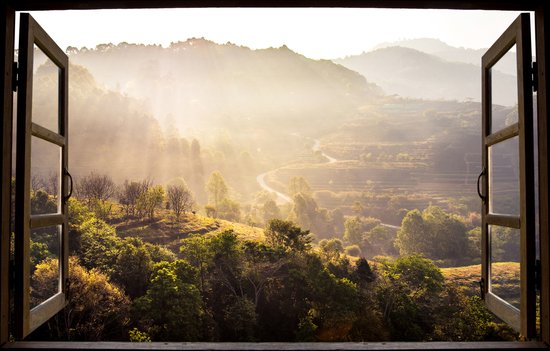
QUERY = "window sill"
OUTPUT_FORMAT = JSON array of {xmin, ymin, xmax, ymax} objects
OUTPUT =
[{"xmin": 2, "ymin": 341, "xmax": 549, "ymax": 350}]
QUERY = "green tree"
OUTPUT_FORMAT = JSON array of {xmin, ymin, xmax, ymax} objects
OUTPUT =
[
  {"xmin": 319, "ymin": 238, "xmax": 344, "ymax": 262},
  {"xmin": 180, "ymin": 234, "xmax": 213, "ymax": 295},
  {"xmin": 396, "ymin": 206, "xmax": 472, "ymax": 265},
  {"xmin": 206, "ymin": 171, "xmax": 228, "ymax": 209},
  {"xmin": 265, "ymin": 219, "xmax": 312, "ymax": 252},
  {"xmin": 112, "ymin": 237, "xmax": 154, "ymax": 298},
  {"xmin": 345, "ymin": 245, "xmax": 362, "ymax": 257},
  {"xmin": 395, "ymin": 209, "xmax": 427, "ymax": 256},
  {"xmin": 136, "ymin": 185, "xmax": 165, "ymax": 220},
  {"xmin": 364, "ymin": 224, "xmax": 397, "ymax": 257},
  {"xmin": 343, "ymin": 216, "xmax": 380, "ymax": 246},
  {"xmin": 377, "ymin": 255, "xmax": 444, "ymax": 340},
  {"xmin": 134, "ymin": 260, "xmax": 203, "ymax": 341},
  {"xmin": 77, "ymin": 217, "xmax": 120, "ymax": 274},
  {"xmin": 223, "ymin": 297, "xmax": 258, "ymax": 341}
]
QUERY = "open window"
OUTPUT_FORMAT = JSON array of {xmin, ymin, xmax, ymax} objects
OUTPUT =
[
  {"xmin": 480, "ymin": 13, "xmax": 536, "ymax": 338},
  {"xmin": 14, "ymin": 13, "xmax": 70, "ymax": 338}
]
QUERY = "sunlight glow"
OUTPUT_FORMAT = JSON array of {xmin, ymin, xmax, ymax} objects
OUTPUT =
[{"xmin": 25, "ymin": 8, "xmax": 522, "ymax": 59}]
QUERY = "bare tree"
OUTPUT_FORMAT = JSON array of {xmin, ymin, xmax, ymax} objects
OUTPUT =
[
  {"xmin": 45, "ymin": 171, "xmax": 59, "ymax": 198},
  {"xmin": 76, "ymin": 172, "xmax": 116, "ymax": 205},
  {"xmin": 167, "ymin": 183, "xmax": 195, "ymax": 218},
  {"xmin": 31, "ymin": 175, "xmax": 45, "ymax": 193},
  {"xmin": 118, "ymin": 178, "xmax": 152, "ymax": 218}
]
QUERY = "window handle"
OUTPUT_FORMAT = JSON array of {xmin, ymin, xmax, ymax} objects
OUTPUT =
[
  {"xmin": 64, "ymin": 168, "xmax": 73, "ymax": 201},
  {"xmin": 477, "ymin": 167, "xmax": 486, "ymax": 203}
]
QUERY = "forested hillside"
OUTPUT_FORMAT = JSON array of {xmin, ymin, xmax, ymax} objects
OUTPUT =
[
  {"xmin": 67, "ymin": 39, "xmax": 382, "ymax": 132},
  {"xmin": 27, "ymin": 186, "xmax": 517, "ymax": 342}
]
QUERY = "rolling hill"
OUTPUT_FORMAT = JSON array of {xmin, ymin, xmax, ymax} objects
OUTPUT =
[
  {"xmin": 371, "ymin": 38, "xmax": 516, "ymax": 76},
  {"xmin": 335, "ymin": 45, "xmax": 516, "ymax": 105},
  {"xmin": 67, "ymin": 39, "xmax": 383, "ymax": 134}
]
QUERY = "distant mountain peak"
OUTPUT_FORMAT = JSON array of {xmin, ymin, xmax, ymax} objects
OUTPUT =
[{"xmin": 372, "ymin": 38, "xmax": 456, "ymax": 53}]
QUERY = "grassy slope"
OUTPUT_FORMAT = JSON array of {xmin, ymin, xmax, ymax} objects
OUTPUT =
[
  {"xmin": 108, "ymin": 205, "xmax": 519, "ymax": 307},
  {"xmin": 109, "ymin": 207, "xmax": 264, "ymax": 254},
  {"xmin": 442, "ymin": 263, "xmax": 520, "ymax": 307}
]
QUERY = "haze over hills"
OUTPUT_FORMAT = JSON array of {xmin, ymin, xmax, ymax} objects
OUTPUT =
[
  {"xmin": 31, "ymin": 36, "xmax": 519, "ymax": 210},
  {"xmin": 335, "ymin": 45, "xmax": 517, "ymax": 105},
  {"xmin": 66, "ymin": 39, "xmax": 382, "ymax": 136},
  {"xmin": 371, "ymin": 37, "xmax": 516, "ymax": 75}
]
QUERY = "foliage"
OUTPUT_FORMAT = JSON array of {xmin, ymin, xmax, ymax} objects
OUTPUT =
[
  {"xmin": 319, "ymin": 238, "xmax": 344, "ymax": 262},
  {"xmin": 133, "ymin": 260, "xmax": 203, "ymax": 341},
  {"xmin": 490, "ymin": 226, "xmax": 520, "ymax": 262},
  {"xmin": 376, "ymin": 254, "xmax": 445, "ymax": 340},
  {"xmin": 117, "ymin": 179, "xmax": 151, "ymax": 217},
  {"xmin": 32, "ymin": 257, "xmax": 130, "ymax": 340},
  {"xmin": 112, "ymin": 237, "xmax": 154, "ymax": 298},
  {"xmin": 396, "ymin": 206, "xmax": 473, "ymax": 266},
  {"xmin": 128, "ymin": 328, "xmax": 151, "ymax": 342},
  {"xmin": 206, "ymin": 171, "xmax": 228, "ymax": 208},
  {"xmin": 288, "ymin": 193, "xmax": 339, "ymax": 239},
  {"xmin": 136, "ymin": 185, "xmax": 165, "ymax": 220},
  {"xmin": 431, "ymin": 287, "xmax": 514, "ymax": 341},
  {"xmin": 31, "ymin": 189, "xmax": 57, "ymax": 215},
  {"xmin": 343, "ymin": 216, "xmax": 380, "ymax": 246},
  {"xmin": 76, "ymin": 217, "xmax": 120, "ymax": 274},
  {"xmin": 345, "ymin": 245, "xmax": 362, "ymax": 257},
  {"xmin": 217, "ymin": 198, "xmax": 241, "ymax": 222},
  {"xmin": 46, "ymin": 184, "xmax": 512, "ymax": 343},
  {"xmin": 364, "ymin": 224, "xmax": 398, "ymax": 257},
  {"xmin": 264, "ymin": 219, "xmax": 312, "ymax": 252}
]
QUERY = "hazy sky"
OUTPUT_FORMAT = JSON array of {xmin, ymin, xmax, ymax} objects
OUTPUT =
[{"xmin": 24, "ymin": 8, "xmax": 523, "ymax": 59}]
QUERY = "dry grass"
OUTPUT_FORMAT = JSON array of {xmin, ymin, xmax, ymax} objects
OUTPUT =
[
  {"xmin": 442, "ymin": 262, "xmax": 520, "ymax": 306},
  {"xmin": 110, "ymin": 208, "xmax": 264, "ymax": 254}
]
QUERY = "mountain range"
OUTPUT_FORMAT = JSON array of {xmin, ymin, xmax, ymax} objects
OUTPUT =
[
  {"xmin": 335, "ymin": 38, "xmax": 517, "ymax": 105},
  {"xmin": 66, "ymin": 39, "xmax": 382, "ymax": 135},
  {"xmin": 372, "ymin": 38, "xmax": 516, "ymax": 75}
]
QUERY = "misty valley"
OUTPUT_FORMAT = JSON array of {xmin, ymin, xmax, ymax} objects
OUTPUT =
[{"xmin": 23, "ymin": 37, "xmax": 522, "ymax": 342}]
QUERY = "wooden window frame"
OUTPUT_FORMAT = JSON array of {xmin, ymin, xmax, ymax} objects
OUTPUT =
[
  {"xmin": 480, "ymin": 13, "xmax": 536, "ymax": 337},
  {"xmin": 0, "ymin": 1, "xmax": 549, "ymax": 349},
  {"xmin": 14, "ymin": 13, "xmax": 69, "ymax": 339}
]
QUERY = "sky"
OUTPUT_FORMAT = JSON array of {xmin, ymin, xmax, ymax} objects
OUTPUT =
[{"xmin": 23, "ymin": 8, "xmax": 524, "ymax": 59}]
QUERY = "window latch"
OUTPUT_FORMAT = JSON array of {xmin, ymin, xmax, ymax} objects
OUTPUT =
[{"xmin": 12, "ymin": 62, "xmax": 18, "ymax": 92}]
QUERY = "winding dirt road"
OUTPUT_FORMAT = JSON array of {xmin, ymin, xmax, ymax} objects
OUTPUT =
[
  {"xmin": 256, "ymin": 138, "xmax": 333, "ymax": 205},
  {"xmin": 255, "ymin": 138, "xmax": 400, "ymax": 229}
]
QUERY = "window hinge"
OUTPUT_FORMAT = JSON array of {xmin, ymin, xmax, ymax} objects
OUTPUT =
[
  {"xmin": 12, "ymin": 62, "xmax": 18, "ymax": 92},
  {"xmin": 479, "ymin": 278, "xmax": 485, "ymax": 300},
  {"xmin": 532, "ymin": 61, "xmax": 538, "ymax": 92},
  {"xmin": 535, "ymin": 259, "xmax": 541, "ymax": 291}
]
